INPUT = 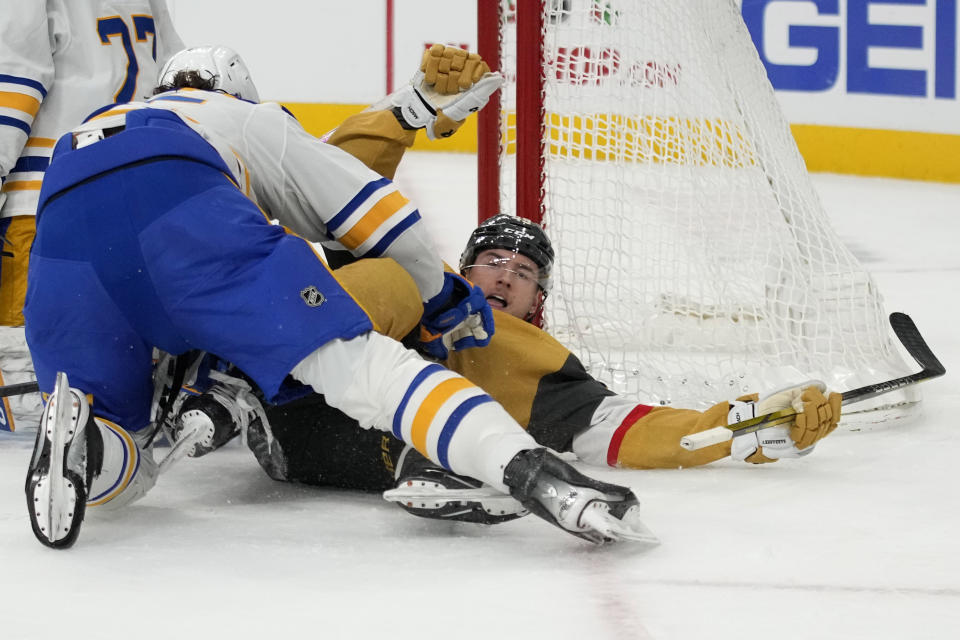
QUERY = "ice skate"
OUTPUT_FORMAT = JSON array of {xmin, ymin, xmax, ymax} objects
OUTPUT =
[
  {"xmin": 502, "ymin": 448, "xmax": 659, "ymax": 545},
  {"xmin": 25, "ymin": 372, "xmax": 102, "ymax": 549},
  {"xmin": 383, "ymin": 447, "xmax": 528, "ymax": 525},
  {"xmin": 167, "ymin": 370, "xmax": 268, "ymax": 463}
]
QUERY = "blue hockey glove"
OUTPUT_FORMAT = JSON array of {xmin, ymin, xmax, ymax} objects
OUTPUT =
[{"xmin": 419, "ymin": 272, "xmax": 495, "ymax": 359}]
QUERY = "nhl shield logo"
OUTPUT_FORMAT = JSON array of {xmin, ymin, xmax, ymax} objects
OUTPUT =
[{"xmin": 300, "ymin": 285, "xmax": 326, "ymax": 308}]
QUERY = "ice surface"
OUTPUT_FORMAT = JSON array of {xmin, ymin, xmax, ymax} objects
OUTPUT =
[{"xmin": 1, "ymin": 155, "xmax": 958, "ymax": 639}]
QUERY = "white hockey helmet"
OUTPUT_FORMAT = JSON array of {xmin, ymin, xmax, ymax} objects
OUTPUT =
[{"xmin": 158, "ymin": 45, "xmax": 260, "ymax": 102}]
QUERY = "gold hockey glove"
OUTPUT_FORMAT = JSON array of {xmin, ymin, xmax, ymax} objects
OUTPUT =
[
  {"xmin": 420, "ymin": 44, "xmax": 491, "ymax": 94},
  {"xmin": 379, "ymin": 44, "xmax": 502, "ymax": 140},
  {"xmin": 730, "ymin": 383, "xmax": 842, "ymax": 463}
]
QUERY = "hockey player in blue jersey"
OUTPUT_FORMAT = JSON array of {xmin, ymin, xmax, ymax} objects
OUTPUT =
[{"xmin": 23, "ymin": 46, "xmax": 656, "ymax": 549}]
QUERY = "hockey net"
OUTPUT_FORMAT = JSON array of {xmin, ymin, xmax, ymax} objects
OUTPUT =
[{"xmin": 477, "ymin": 0, "xmax": 917, "ymax": 413}]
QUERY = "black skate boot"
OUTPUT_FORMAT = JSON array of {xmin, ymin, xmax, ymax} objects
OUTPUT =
[
  {"xmin": 383, "ymin": 446, "xmax": 528, "ymax": 525},
  {"xmin": 172, "ymin": 372, "xmax": 267, "ymax": 459},
  {"xmin": 25, "ymin": 372, "xmax": 103, "ymax": 549},
  {"xmin": 245, "ymin": 414, "xmax": 287, "ymax": 482},
  {"xmin": 502, "ymin": 448, "xmax": 659, "ymax": 544}
]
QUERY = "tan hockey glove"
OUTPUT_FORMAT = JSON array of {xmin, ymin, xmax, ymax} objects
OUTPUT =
[
  {"xmin": 383, "ymin": 44, "xmax": 503, "ymax": 140},
  {"xmin": 730, "ymin": 383, "xmax": 842, "ymax": 463},
  {"xmin": 420, "ymin": 44, "xmax": 491, "ymax": 94},
  {"xmin": 791, "ymin": 385, "xmax": 843, "ymax": 449}
]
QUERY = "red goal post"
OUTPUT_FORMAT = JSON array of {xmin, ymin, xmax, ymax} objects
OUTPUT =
[{"xmin": 478, "ymin": 0, "xmax": 545, "ymax": 225}]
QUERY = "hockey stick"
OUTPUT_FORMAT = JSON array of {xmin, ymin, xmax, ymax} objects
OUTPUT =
[
  {"xmin": 680, "ymin": 312, "xmax": 946, "ymax": 451},
  {"xmin": 0, "ymin": 380, "xmax": 39, "ymax": 398}
]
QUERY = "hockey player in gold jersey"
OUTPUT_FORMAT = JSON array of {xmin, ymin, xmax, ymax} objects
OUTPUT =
[{"xmin": 321, "ymin": 45, "xmax": 842, "ymax": 473}]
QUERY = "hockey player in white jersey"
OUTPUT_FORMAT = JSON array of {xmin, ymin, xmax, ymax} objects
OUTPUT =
[
  {"xmin": 24, "ymin": 46, "xmax": 655, "ymax": 548},
  {"xmin": 140, "ymin": 45, "xmax": 841, "ymax": 531},
  {"xmin": 0, "ymin": 0, "xmax": 184, "ymax": 432}
]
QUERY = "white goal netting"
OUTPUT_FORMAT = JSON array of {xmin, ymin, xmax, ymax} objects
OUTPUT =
[{"xmin": 490, "ymin": 0, "xmax": 916, "ymax": 411}]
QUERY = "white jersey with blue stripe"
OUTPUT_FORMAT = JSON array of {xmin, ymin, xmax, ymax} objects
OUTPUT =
[
  {"xmin": 74, "ymin": 90, "xmax": 445, "ymax": 302},
  {"xmin": 0, "ymin": 0, "xmax": 183, "ymax": 217}
]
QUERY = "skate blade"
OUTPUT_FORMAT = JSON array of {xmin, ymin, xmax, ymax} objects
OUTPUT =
[
  {"xmin": 383, "ymin": 483, "xmax": 523, "ymax": 510},
  {"xmin": 580, "ymin": 504, "xmax": 661, "ymax": 546},
  {"xmin": 157, "ymin": 421, "xmax": 209, "ymax": 472},
  {"xmin": 30, "ymin": 472, "xmax": 80, "ymax": 544},
  {"xmin": 30, "ymin": 372, "xmax": 85, "ymax": 547}
]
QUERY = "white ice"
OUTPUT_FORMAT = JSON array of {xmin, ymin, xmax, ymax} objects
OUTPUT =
[{"xmin": 1, "ymin": 155, "xmax": 958, "ymax": 640}]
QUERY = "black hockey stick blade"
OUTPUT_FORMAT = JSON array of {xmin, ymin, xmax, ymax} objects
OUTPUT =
[
  {"xmin": 1, "ymin": 381, "xmax": 40, "ymax": 398},
  {"xmin": 839, "ymin": 312, "xmax": 946, "ymax": 405},
  {"xmin": 889, "ymin": 312, "xmax": 946, "ymax": 376}
]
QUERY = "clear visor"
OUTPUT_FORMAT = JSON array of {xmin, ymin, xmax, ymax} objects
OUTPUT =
[{"xmin": 464, "ymin": 252, "xmax": 550, "ymax": 291}]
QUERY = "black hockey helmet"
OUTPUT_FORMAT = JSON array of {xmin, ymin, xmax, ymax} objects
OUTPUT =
[{"xmin": 458, "ymin": 214, "xmax": 554, "ymax": 292}]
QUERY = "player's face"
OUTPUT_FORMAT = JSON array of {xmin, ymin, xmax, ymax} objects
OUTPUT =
[{"xmin": 464, "ymin": 249, "xmax": 541, "ymax": 320}]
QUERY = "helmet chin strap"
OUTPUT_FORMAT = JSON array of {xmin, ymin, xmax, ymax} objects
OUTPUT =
[{"xmin": 526, "ymin": 290, "xmax": 547, "ymax": 328}]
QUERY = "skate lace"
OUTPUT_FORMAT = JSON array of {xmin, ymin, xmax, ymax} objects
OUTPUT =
[{"xmin": 206, "ymin": 370, "xmax": 275, "ymax": 449}]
